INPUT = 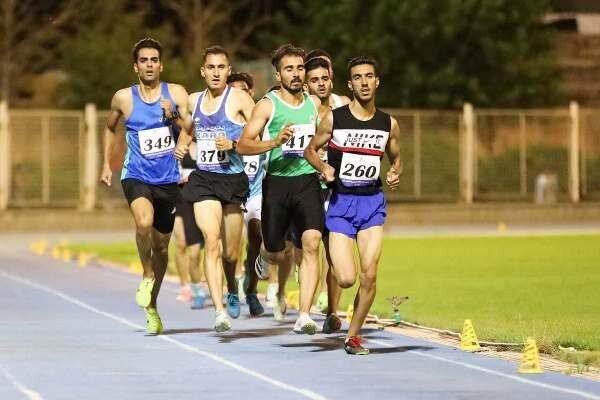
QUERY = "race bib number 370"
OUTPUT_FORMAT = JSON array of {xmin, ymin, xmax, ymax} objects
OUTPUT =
[
  {"xmin": 139, "ymin": 126, "xmax": 175, "ymax": 159},
  {"xmin": 340, "ymin": 153, "xmax": 380, "ymax": 187},
  {"xmin": 282, "ymin": 124, "xmax": 315, "ymax": 157}
]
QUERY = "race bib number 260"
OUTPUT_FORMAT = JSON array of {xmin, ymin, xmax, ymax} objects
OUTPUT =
[
  {"xmin": 340, "ymin": 153, "xmax": 380, "ymax": 187},
  {"xmin": 139, "ymin": 126, "xmax": 175, "ymax": 159},
  {"xmin": 282, "ymin": 124, "xmax": 315, "ymax": 157}
]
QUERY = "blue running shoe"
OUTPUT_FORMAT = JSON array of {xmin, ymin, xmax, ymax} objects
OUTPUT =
[
  {"xmin": 226, "ymin": 293, "xmax": 241, "ymax": 319},
  {"xmin": 190, "ymin": 288, "xmax": 206, "ymax": 310}
]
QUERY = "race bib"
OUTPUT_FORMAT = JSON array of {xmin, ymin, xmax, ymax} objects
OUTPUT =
[
  {"xmin": 282, "ymin": 124, "xmax": 315, "ymax": 157},
  {"xmin": 339, "ymin": 153, "xmax": 380, "ymax": 187},
  {"xmin": 138, "ymin": 126, "xmax": 174, "ymax": 159},
  {"xmin": 196, "ymin": 139, "xmax": 230, "ymax": 171},
  {"xmin": 243, "ymin": 155, "xmax": 260, "ymax": 182}
]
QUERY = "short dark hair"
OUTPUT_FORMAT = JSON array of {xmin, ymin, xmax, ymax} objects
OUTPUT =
[
  {"xmin": 271, "ymin": 44, "xmax": 305, "ymax": 70},
  {"xmin": 347, "ymin": 56, "xmax": 378, "ymax": 78},
  {"xmin": 227, "ymin": 72, "xmax": 254, "ymax": 90},
  {"xmin": 304, "ymin": 57, "xmax": 330, "ymax": 74},
  {"xmin": 132, "ymin": 38, "xmax": 162, "ymax": 62},
  {"xmin": 306, "ymin": 49, "xmax": 332, "ymax": 63},
  {"xmin": 201, "ymin": 45, "xmax": 230, "ymax": 64}
]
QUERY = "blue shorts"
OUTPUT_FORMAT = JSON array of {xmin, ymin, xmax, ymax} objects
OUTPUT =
[{"xmin": 325, "ymin": 191, "xmax": 386, "ymax": 239}]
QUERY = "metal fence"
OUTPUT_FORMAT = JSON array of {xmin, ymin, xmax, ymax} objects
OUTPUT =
[{"xmin": 0, "ymin": 101, "xmax": 596, "ymax": 210}]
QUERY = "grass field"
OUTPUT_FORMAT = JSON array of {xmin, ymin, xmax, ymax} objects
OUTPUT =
[{"xmin": 69, "ymin": 234, "xmax": 600, "ymax": 356}]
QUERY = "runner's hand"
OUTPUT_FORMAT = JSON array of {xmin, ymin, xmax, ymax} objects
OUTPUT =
[
  {"xmin": 160, "ymin": 96, "xmax": 173, "ymax": 120},
  {"xmin": 215, "ymin": 135, "xmax": 233, "ymax": 151},
  {"xmin": 321, "ymin": 163, "xmax": 335, "ymax": 183},
  {"xmin": 175, "ymin": 143, "xmax": 189, "ymax": 160},
  {"xmin": 100, "ymin": 164, "xmax": 112, "ymax": 187},
  {"xmin": 274, "ymin": 124, "xmax": 294, "ymax": 146},
  {"xmin": 386, "ymin": 167, "xmax": 401, "ymax": 190}
]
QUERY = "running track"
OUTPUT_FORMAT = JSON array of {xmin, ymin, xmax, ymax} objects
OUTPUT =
[{"xmin": 1, "ymin": 235, "xmax": 599, "ymax": 400}]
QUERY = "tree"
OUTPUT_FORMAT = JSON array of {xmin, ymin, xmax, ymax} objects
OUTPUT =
[{"xmin": 267, "ymin": 0, "xmax": 562, "ymax": 108}]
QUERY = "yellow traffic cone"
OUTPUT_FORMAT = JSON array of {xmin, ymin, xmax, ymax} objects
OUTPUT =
[
  {"xmin": 460, "ymin": 319, "xmax": 481, "ymax": 351},
  {"xmin": 129, "ymin": 260, "xmax": 142, "ymax": 273},
  {"xmin": 286, "ymin": 290, "xmax": 300, "ymax": 309},
  {"xmin": 78, "ymin": 252, "xmax": 92, "ymax": 267},
  {"xmin": 518, "ymin": 338, "xmax": 543, "ymax": 374},
  {"xmin": 61, "ymin": 248, "xmax": 72, "ymax": 262},
  {"xmin": 345, "ymin": 304, "xmax": 354, "ymax": 324},
  {"xmin": 51, "ymin": 246, "xmax": 61, "ymax": 259}
]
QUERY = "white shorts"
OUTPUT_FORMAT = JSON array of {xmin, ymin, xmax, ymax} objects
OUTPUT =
[{"xmin": 244, "ymin": 195, "xmax": 262, "ymax": 225}]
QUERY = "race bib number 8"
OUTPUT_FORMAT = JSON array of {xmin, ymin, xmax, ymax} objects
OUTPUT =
[
  {"xmin": 340, "ymin": 153, "xmax": 380, "ymax": 187},
  {"xmin": 139, "ymin": 126, "xmax": 175, "ymax": 159},
  {"xmin": 282, "ymin": 124, "xmax": 315, "ymax": 157},
  {"xmin": 243, "ymin": 155, "xmax": 260, "ymax": 182},
  {"xmin": 197, "ymin": 139, "xmax": 230, "ymax": 171}
]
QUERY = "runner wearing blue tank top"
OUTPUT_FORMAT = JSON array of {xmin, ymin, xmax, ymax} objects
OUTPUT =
[
  {"xmin": 175, "ymin": 46, "xmax": 255, "ymax": 333},
  {"xmin": 305, "ymin": 56, "xmax": 403, "ymax": 355},
  {"xmin": 100, "ymin": 38, "xmax": 189, "ymax": 335}
]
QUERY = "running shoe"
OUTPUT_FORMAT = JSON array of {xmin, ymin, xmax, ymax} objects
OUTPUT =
[
  {"xmin": 190, "ymin": 286, "xmax": 206, "ymax": 310},
  {"xmin": 226, "ymin": 293, "xmax": 241, "ymax": 319},
  {"xmin": 265, "ymin": 283, "xmax": 278, "ymax": 308},
  {"xmin": 322, "ymin": 313, "xmax": 342, "ymax": 334},
  {"xmin": 344, "ymin": 336, "xmax": 369, "ymax": 355},
  {"xmin": 246, "ymin": 293, "xmax": 264, "ymax": 316},
  {"xmin": 214, "ymin": 311, "xmax": 231, "ymax": 333},
  {"xmin": 316, "ymin": 291, "xmax": 328, "ymax": 313},
  {"xmin": 293, "ymin": 314, "xmax": 317, "ymax": 335},
  {"xmin": 273, "ymin": 296, "xmax": 287, "ymax": 322},
  {"xmin": 254, "ymin": 254, "xmax": 270, "ymax": 280},
  {"xmin": 135, "ymin": 277, "xmax": 154, "ymax": 308},
  {"xmin": 145, "ymin": 307, "xmax": 163, "ymax": 335},
  {"xmin": 176, "ymin": 285, "xmax": 193, "ymax": 303}
]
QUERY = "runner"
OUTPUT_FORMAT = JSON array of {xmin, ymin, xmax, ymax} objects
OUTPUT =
[
  {"xmin": 100, "ymin": 38, "xmax": 188, "ymax": 334},
  {"xmin": 237, "ymin": 44, "xmax": 323, "ymax": 334},
  {"xmin": 304, "ymin": 56, "xmax": 402, "ymax": 354},
  {"xmin": 175, "ymin": 46, "xmax": 255, "ymax": 332}
]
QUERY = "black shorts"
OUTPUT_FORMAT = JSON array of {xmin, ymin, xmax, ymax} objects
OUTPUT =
[
  {"xmin": 262, "ymin": 173, "xmax": 324, "ymax": 252},
  {"xmin": 175, "ymin": 187, "xmax": 204, "ymax": 247},
  {"xmin": 182, "ymin": 170, "xmax": 249, "ymax": 206},
  {"xmin": 121, "ymin": 178, "xmax": 178, "ymax": 234}
]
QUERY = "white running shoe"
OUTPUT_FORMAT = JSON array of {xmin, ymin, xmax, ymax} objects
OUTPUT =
[
  {"xmin": 254, "ymin": 254, "xmax": 271, "ymax": 280},
  {"xmin": 293, "ymin": 313, "xmax": 317, "ymax": 335},
  {"xmin": 214, "ymin": 311, "xmax": 231, "ymax": 333},
  {"xmin": 273, "ymin": 296, "xmax": 287, "ymax": 322},
  {"xmin": 265, "ymin": 283, "xmax": 278, "ymax": 308}
]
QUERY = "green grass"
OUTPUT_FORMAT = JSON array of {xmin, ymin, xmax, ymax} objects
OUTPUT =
[{"xmin": 69, "ymin": 234, "xmax": 600, "ymax": 354}]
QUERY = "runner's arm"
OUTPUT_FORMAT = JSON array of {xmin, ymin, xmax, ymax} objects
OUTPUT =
[
  {"xmin": 215, "ymin": 89, "xmax": 256, "ymax": 152},
  {"xmin": 385, "ymin": 116, "xmax": 403, "ymax": 189},
  {"xmin": 237, "ymin": 98, "xmax": 292, "ymax": 155},
  {"xmin": 100, "ymin": 90, "xmax": 125, "ymax": 186},
  {"xmin": 175, "ymin": 93, "xmax": 196, "ymax": 160},
  {"xmin": 305, "ymin": 110, "xmax": 335, "ymax": 182}
]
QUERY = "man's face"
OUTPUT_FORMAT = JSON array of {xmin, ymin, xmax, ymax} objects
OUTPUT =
[
  {"xmin": 201, "ymin": 53, "xmax": 231, "ymax": 91},
  {"xmin": 133, "ymin": 48, "xmax": 162, "ymax": 84},
  {"xmin": 347, "ymin": 64, "xmax": 379, "ymax": 102},
  {"xmin": 305, "ymin": 66, "xmax": 332, "ymax": 101},
  {"xmin": 229, "ymin": 80, "xmax": 254, "ymax": 98},
  {"xmin": 276, "ymin": 55, "xmax": 305, "ymax": 94}
]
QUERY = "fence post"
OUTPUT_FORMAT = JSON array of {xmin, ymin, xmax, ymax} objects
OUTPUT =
[
  {"xmin": 80, "ymin": 103, "xmax": 98, "ymax": 211},
  {"xmin": 519, "ymin": 112, "xmax": 527, "ymax": 197},
  {"xmin": 0, "ymin": 101, "xmax": 10, "ymax": 210},
  {"xmin": 569, "ymin": 101, "xmax": 580, "ymax": 203},
  {"xmin": 413, "ymin": 112, "xmax": 421, "ymax": 200},
  {"xmin": 460, "ymin": 103, "xmax": 474, "ymax": 204}
]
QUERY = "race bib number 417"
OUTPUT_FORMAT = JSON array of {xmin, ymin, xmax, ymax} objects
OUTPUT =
[
  {"xmin": 340, "ymin": 153, "xmax": 380, "ymax": 187},
  {"xmin": 281, "ymin": 124, "xmax": 315, "ymax": 157},
  {"xmin": 139, "ymin": 126, "xmax": 175, "ymax": 159}
]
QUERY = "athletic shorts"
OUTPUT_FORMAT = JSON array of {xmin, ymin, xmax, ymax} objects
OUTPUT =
[
  {"xmin": 175, "ymin": 188, "xmax": 204, "ymax": 247},
  {"xmin": 326, "ymin": 191, "xmax": 386, "ymax": 239},
  {"xmin": 121, "ymin": 178, "xmax": 178, "ymax": 234},
  {"xmin": 244, "ymin": 194, "xmax": 262, "ymax": 225},
  {"xmin": 262, "ymin": 173, "xmax": 324, "ymax": 252},
  {"xmin": 182, "ymin": 170, "xmax": 249, "ymax": 206}
]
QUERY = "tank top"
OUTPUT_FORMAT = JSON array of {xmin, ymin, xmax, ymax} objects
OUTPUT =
[
  {"xmin": 121, "ymin": 82, "xmax": 179, "ymax": 184},
  {"xmin": 192, "ymin": 86, "xmax": 244, "ymax": 174},
  {"xmin": 327, "ymin": 105, "xmax": 391, "ymax": 194},
  {"xmin": 243, "ymin": 154, "xmax": 266, "ymax": 198},
  {"xmin": 263, "ymin": 91, "xmax": 318, "ymax": 177}
]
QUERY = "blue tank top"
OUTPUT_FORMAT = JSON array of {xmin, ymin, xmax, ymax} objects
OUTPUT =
[
  {"xmin": 243, "ymin": 154, "xmax": 266, "ymax": 198},
  {"xmin": 192, "ymin": 86, "xmax": 244, "ymax": 174},
  {"xmin": 121, "ymin": 82, "xmax": 180, "ymax": 184}
]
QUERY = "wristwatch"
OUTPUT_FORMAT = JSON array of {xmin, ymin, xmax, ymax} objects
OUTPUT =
[{"xmin": 232, "ymin": 140, "xmax": 238, "ymax": 150}]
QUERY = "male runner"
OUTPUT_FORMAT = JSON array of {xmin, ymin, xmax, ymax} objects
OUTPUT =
[
  {"xmin": 305, "ymin": 56, "xmax": 402, "ymax": 354},
  {"xmin": 175, "ymin": 46, "xmax": 254, "ymax": 332},
  {"xmin": 237, "ymin": 44, "xmax": 323, "ymax": 334},
  {"xmin": 100, "ymin": 38, "xmax": 188, "ymax": 334}
]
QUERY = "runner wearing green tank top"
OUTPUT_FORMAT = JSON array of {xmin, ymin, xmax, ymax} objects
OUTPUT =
[{"xmin": 238, "ymin": 44, "xmax": 323, "ymax": 335}]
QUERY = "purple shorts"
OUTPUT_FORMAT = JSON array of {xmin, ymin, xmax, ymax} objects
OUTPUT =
[{"xmin": 325, "ymin": 191, "xmax": 386, "ymax": 239}]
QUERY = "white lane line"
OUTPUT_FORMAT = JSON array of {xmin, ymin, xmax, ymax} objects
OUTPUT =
[
  {"xmin": 0, "ymin": 270, "xmax": 328, "ymax": 400},
  {"xmin": 0, "ymin": 366, "xmax": 44, "ymax": 400},
  {"xmin": 367, "ymin": 338, "xmax": 600, "ymax": 400}
]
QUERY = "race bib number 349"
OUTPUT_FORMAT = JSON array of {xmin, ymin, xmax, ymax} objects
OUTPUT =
[
  {"xmin": 340, "ymin": 153, "xmax": 380, "ymax": 187},
  {"xmin": 282, "ymin": 124, "xmax": 315, "ymax": 157},
  {"xmin": 139, "ymin": 126, "xmax": 175, "ymax": 159}
]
